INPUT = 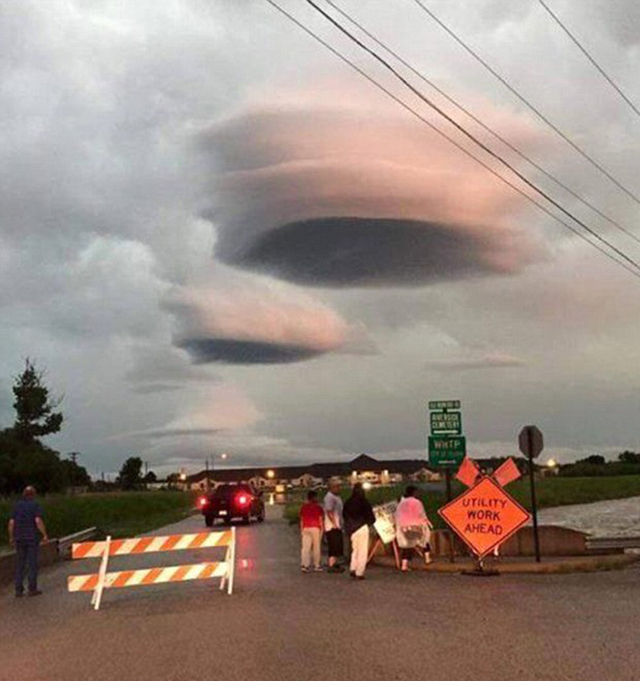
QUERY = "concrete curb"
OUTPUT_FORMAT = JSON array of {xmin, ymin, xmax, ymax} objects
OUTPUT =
[{"xmin": 372, "ymin": 552, "xmax": 640, "ymax": 574}]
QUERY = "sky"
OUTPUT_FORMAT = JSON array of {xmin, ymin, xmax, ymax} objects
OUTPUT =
[{"xmin": 1, "ymin": 0, "xmax": 639, "ymax": 478}]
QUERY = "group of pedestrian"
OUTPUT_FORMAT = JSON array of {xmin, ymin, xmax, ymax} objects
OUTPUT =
[{"xmin": 299, "ymin": 481, "xmax": 432, "ymax": 579}]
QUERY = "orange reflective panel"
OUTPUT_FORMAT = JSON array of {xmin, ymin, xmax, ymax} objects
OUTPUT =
[{"xmin": 439, "ymin": 476, "xmax": 530, "ymax": 559}]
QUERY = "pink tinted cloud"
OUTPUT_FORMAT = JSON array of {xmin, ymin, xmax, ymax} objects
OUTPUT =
[
  {"xmin": 163, "ymin": 273, "xmax": 374, "ymax": 363},
  {"xmin": 199, "ymin": 93, "xmax": 547, "ymax": 286}
]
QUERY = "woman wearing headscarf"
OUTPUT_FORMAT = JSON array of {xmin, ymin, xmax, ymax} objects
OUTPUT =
[
  {"xmin": 342, "ymin": 483, "xmax": 376, "ymax": 580},
  {"xmin": 395, "ymin": 486, "xmax": 433, "ymax": 572}
]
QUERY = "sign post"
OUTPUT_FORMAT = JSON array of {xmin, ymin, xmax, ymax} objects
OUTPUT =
[
  {"xmin": 518, "ymin": 425, "xmax": 544, "ymax": 563},
  {"xmin": 428, "ymin": 400, "xmax": 464, "ymax": 563}
]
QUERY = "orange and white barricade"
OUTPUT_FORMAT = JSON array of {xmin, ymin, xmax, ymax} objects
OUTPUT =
[{"xmin": 68, "ymin": 528, "xmax": 236, "ymax": 610}]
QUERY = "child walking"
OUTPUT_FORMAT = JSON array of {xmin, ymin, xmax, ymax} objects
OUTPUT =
[{"xmin": 300, "ymin": 490, "xmax": 324, "ymax": 572}]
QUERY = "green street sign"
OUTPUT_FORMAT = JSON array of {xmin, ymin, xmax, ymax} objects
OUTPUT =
[
  {"xmin": 430, "ymin": 410, "xmax": 462, "ymax": 435},
  {"xmin": 428, "ymin": 435, "xmax": 466, "ymax": 468},
  {"xmin": 429, "ymin": 400, "xmax": 460, "ymax": 411}
]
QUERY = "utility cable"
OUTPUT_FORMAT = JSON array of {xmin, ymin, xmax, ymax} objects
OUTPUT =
[
  {"xmin": 537, "ymin": 0, "xmax": 640, "ymax": 119},
  {"xmin": 301, "ymin": 0, "xmax": 640, "ymax": 273},
  {"xmin": 411, "ymin": 0, "xmax": 640, "ymax": 208},
  {"xmin": 262, "ymin": 0, "xmax": 640, "ymax": 280},
  {"xmin": 325, "ymin": 0, "xmax": 640, "ymax": 246}
]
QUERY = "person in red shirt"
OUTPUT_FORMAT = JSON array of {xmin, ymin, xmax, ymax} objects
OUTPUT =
[{"xmin": 299, "ymin": 490, "xmax": 324, "ymax": 572}]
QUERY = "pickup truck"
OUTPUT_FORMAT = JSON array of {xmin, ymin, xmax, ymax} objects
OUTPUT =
[{"xmin": 199, "ymin": 483, "xmax": 266, "ymax": 526}]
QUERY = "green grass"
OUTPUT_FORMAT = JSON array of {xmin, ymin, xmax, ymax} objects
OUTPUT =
[
  {"xmin": 284, "ymin": 476, "xmax": 640, "ymax": 528},
  {"xmin": 0, "ymin": 491, "xmax": 197, "ymax": 547},
  {"xmin": 507, "ymin": 475, "xmax": 640, "ymax": 510}
]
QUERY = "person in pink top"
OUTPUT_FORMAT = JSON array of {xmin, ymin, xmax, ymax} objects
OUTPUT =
[{"xmin": 395, "ymin": 486, "xmax": 433, "ymax": 572}]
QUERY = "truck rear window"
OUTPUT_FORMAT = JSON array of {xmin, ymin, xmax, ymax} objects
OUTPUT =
[{"xmin": 214, "ymin": 484, "xmax": 251, "ymax": 497}]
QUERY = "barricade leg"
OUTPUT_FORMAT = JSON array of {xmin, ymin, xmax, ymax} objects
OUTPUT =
[
  {"xmin": 227, "ymin": 527, "xmax": 236, "ymax": 595},
  {"xmin": 91, "ymin": 535, "xmax": 111, "ymax": 611}
]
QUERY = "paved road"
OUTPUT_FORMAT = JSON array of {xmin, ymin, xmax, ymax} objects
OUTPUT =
[{"xmin": 2, "ymin": 506, "xmax": 640, "ymax": 681}]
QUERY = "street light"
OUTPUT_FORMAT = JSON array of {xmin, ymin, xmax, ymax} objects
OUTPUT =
[
  {"xmin": 267, "ymin": 469, "xmax": 275, "ymax": 479},
  {"xmin": 206, "ymin": 453, "xmax": 229, "ymax": 492},
  {"xmin": 547, "ymin": 458, "xmax": 557, "ymax": 468}
]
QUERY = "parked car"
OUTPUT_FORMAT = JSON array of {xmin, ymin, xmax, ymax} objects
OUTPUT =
[{"xmin": 199, "ymin": 483, "xmax": 265, "ymax": 526}]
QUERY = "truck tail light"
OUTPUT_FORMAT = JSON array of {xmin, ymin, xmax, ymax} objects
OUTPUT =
[
  {"xmin": 237, "ymin": 494, "xmax": 249, "ymax": 506},
  {"xmin": 198, "ymin": 497, "xmax": 208, "ymax": 508}
]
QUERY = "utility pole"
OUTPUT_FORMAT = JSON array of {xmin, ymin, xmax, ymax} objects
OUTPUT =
[
  {"xmin": 205, "ymin": 458, "xmax": 210, "ymax": 493},
  {"xmin": 69, "ymin": 452, "xmax": 79, "ymax": 495}
]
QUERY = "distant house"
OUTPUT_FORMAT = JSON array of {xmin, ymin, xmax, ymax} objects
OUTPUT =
[{"xmin": 186, "ymin": 454, "xmax": 441, "ymax": 490}]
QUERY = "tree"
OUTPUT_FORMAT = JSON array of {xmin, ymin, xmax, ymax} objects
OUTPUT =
[
  {"xmin": 166, "ymin": 472, "xmax": 180, "ymax": 490},
  {"xmin": 144, "ymin": 470, "xmax": 157, "ymax": 484},
  {"xmin": 12, "ymin": 359, "xmax": 63, "ymax": 443},
  {"xmin": 618, "ymin": 451, "xmax": 640, "ymax": 464},
  {"xmin": 117, "ymin": 457, "xmax": 144, "ymax": 490},
  {"xmin": 61, "ymin": 455, "xmax": 92, "ymax": 488},
  {"xmin": 576, "ymin": 455, "xmax": 606, "ymax": 465}
]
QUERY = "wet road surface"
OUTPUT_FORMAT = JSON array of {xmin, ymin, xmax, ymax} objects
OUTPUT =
[{"xmin": 2, "ymin": 506, "xmax": 640, "ymax": 681}]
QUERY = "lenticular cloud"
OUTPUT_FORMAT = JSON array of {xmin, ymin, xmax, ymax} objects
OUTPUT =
[
  {"xmin": 199, "ymin": 101, "xmax": 544, "ymax": 287},
  {"xmin": 163, "ymin": 273, "xmax": 372, "ymax": 365}
]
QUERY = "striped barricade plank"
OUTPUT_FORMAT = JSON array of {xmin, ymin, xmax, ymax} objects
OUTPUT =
[
  {"xmin": 69, "ymin": 527, "xmax": 236, "ymax": 609},
  {"xmin": 72, "ymin": 531, "xmax": 233, "ymax": 559},
  {"xmin": 68, "ymin": 561, "xmax": 228, "ymax": 592}
]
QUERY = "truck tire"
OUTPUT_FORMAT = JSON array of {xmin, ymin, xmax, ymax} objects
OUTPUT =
[
  {"xmin": 257, "ymin": 510, "xmax": 265, "ymax": 522},
  {"xmin": 204, "ymin": 514, "xmax": 214, "ymax": 527},
  {"xmin": 242, "ymin": 515, "xmax": 250, "ymax": 525}
]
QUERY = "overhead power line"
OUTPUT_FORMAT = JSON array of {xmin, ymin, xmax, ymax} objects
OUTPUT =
[
  {"xmin": 300, "ymin": 0, "xmax": 640, "ymax": 274},
  {"xmin": 411, "ymin": 0, "xmax": 640, "ymax": 208},
  {"xmin": 324, "ymin": 0, "xmax": 640, "ymax": 246},
  {"xmin": 537, "ymin": 0, "xmax": 640, "ymax": 120},
  {"xmin": 261, "ymin": 0, "xmax": 640, "ymax": 280}
]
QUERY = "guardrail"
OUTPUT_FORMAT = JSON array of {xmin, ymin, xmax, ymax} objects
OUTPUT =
[{"xmin": 58, "ymin": 527, "xmax": 98, "ymax": 558}]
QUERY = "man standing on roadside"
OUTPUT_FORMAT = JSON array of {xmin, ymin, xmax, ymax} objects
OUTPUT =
[
  {"xmin": 323, "ymin": 480, "xmax": 344, "ymax": 573},
  {"xmin": 8, "ymin": 486, "xmax": 48, "ymax": 598}
]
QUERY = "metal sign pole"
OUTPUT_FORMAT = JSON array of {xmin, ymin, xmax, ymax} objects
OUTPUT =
[
  {"xmin": 445, "ymin": 468, "xmax": 455, "ymax": 563},
  {"xmin": 527, "ymin": 432, "xmax": 541, "ymax": 563}
]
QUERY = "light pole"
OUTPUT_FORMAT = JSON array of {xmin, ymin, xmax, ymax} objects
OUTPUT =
[{"xmin": 208, "ymin": 453, "xmax": 228, "ymax": 491}]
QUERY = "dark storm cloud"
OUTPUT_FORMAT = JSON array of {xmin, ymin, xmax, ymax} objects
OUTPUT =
[
  {"xmin": 177, "ymin": 338, "xmax": 325, "ymax": 364},
  {"xmin": 201, "ymin": 103, "xmax": 544, "ymax": 288},
  {"xmin": 234, "ymin": 216, "xmax": 528, "ymax": 287}
]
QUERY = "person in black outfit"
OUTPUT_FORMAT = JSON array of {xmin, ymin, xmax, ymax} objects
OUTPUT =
[{"xmin": 342, "ymin": 483, "xmax": 376, "ymax": 580}]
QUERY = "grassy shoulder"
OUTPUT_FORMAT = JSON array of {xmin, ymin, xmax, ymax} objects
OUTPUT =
[
  {"xmin": 0, "ymin": 491, "xmax": 197, "ymax": 546},
  {"xmin": 284, "ymin": 476, "xmax": 640, "ymax": 528}
]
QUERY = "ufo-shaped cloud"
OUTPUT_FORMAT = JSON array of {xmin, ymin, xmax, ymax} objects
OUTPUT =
[
  {"xmin": 163, "ymin": 272, "xmax": 373, "ymax": 364},
  {"xmin": 200, "ymin": 102, "xmax": 544, "ymax": 287}
]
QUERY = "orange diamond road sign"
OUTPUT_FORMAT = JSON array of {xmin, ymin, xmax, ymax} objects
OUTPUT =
[{"xmin": 438, "ymin": 476, "xmax": 530, "ymax": 559}]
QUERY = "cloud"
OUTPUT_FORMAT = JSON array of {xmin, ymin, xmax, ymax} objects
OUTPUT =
[
  {"xmin": 162, "ymin": 270, "xmax": 375, "ymax": 364},
  {"xmin": 199, "ymin": 99, "xmax": 545, "ymax": 287},
  {"xmin": 126, "ymin": 343, "xmax": 220, "ymax": 392},
  {"xmin": 114, "ymin": 383, "xmax": 263, "ymax": 442},
  {"xmin": 425, "ymin": 352, "xmax": 527, "ymax": 372}
]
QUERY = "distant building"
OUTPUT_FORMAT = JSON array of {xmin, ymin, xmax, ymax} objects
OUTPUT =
[{"xmin": 185, "ymin": 453, "xmax": 441, "ymax": 491}]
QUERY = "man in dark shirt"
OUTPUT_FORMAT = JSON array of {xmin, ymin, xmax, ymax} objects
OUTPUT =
[{"xmin": 8, "ymin": 486, "xmax": 48, "ymax": 597}]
